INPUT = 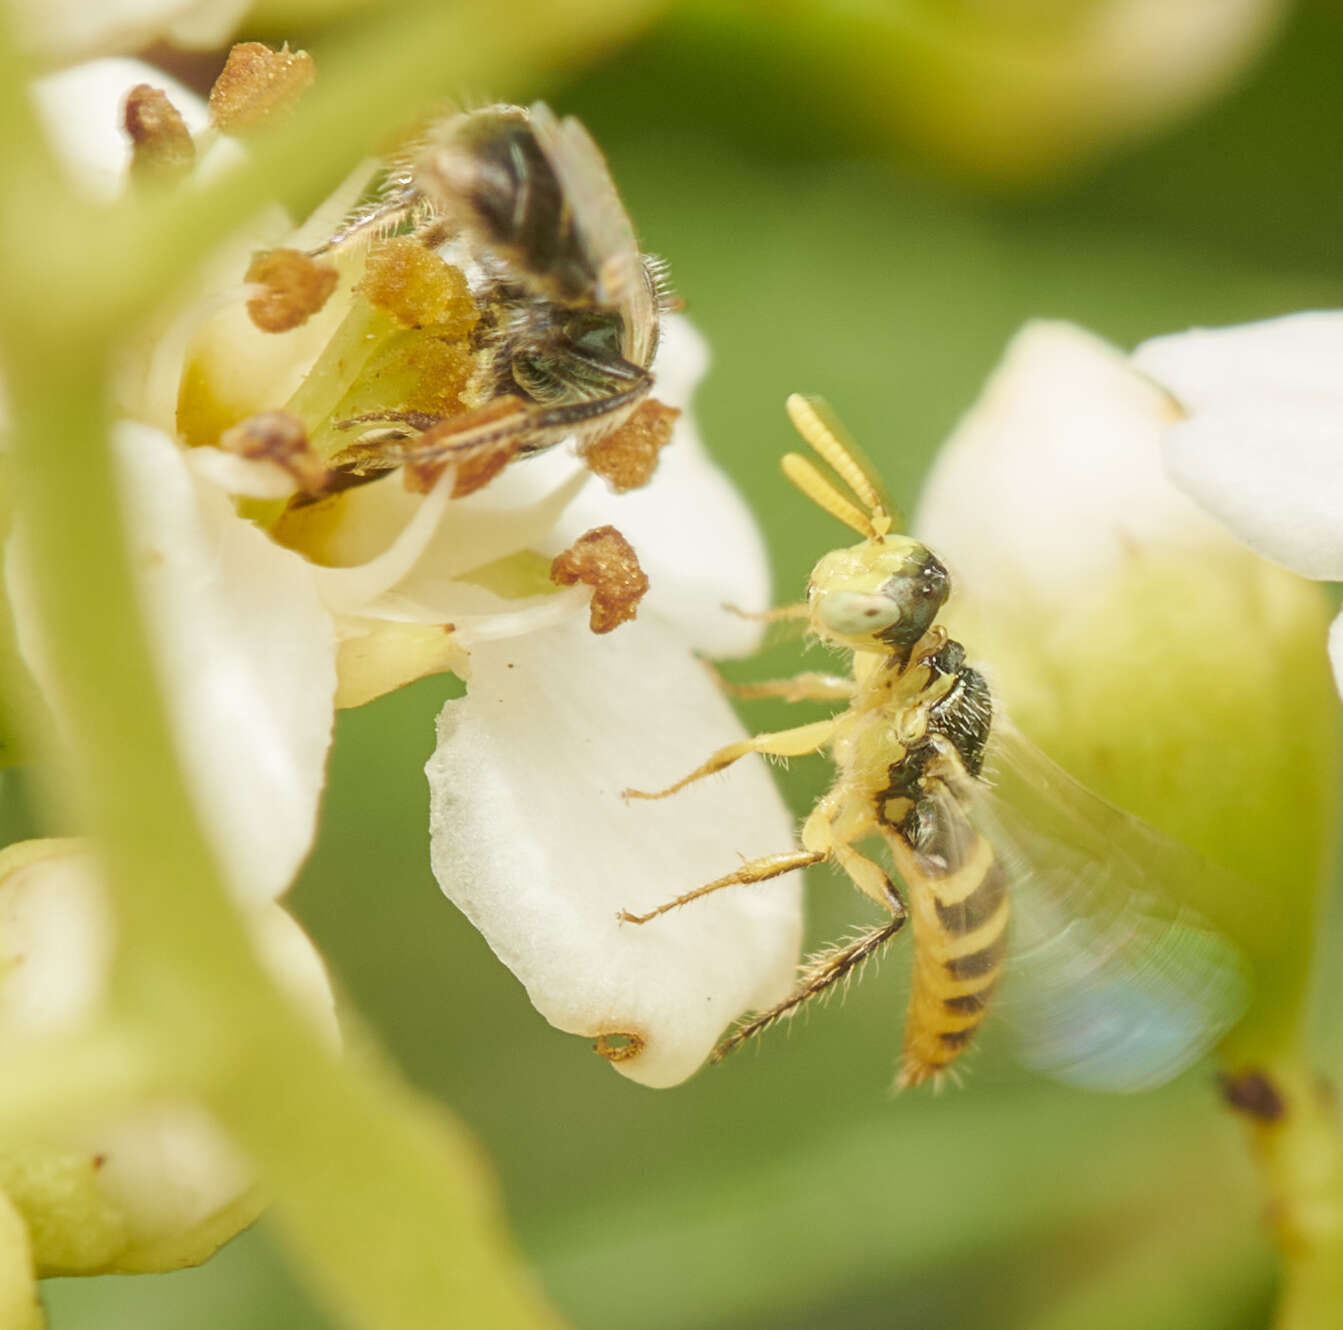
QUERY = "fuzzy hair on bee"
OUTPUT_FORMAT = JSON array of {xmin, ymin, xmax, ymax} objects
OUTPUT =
[
  {"xmin": 310, "ymin": 102, "xmax": 677, "ymax": 476},
  {"xmin": 622, "ymin": 395, "xmax": 1248, "ymax": 1094}
]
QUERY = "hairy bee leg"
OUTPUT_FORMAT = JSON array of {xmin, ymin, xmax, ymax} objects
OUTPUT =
[
  {"xmin": 306, "ymin": 183, "xmax": 423, "ymax": 258},
  {"xmin": 715, "ymin": 672, "xmax": 855, "ymax": 703},
  {"xmin": 622, "ymin": 718, "xmax": 837, "ymax": 800},
  {"xmin": 713, "ymin": 901, "xmax": 907, "ymax": 1062},
  {"xmin": 618, "ymin": 849, "xmax": 824, "ymax": 924},
  {"xmin": 800, "ymin": 788, "xmax": 892, "ymax": 909}
]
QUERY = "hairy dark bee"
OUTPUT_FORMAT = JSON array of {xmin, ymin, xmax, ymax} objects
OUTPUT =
[{"xmin": 314, "ymin": 103, "xmax": 673, "ymax": 474}]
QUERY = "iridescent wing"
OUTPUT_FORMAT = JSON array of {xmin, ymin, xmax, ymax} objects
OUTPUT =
[
  {"xmin": 965, "ymin": 723, "xmax": 1250, "ymax": 1092},
  {"xmin": 528, "ymin": 104, "xmax": 659, "ymax": 368}
]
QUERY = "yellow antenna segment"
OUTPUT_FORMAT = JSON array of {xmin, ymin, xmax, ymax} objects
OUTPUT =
[
  {"xmin": 786, "ymin": 394, "xmax": 884, "ymax": 516},
  {"xmin": 781, "ymin": 453, "xmax": 874, "ymax": 538}
]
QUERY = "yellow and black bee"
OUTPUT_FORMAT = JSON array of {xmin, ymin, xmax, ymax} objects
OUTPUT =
[{"xmin": 626, "ymin": 396, "xmax": 1247, "ymax": 1091}]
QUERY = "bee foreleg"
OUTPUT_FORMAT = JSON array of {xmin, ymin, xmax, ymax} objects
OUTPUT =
[
  {"xmin": 623, "ymin": 718, "xmax": 837, "ymax": 800},
  {"xmin": 618, "ymin": 849, "xmax": 824, "ymax": 925},
  {"xmin": 713, "ymin": 906, "xmax": 907, "ymax": 1062}
]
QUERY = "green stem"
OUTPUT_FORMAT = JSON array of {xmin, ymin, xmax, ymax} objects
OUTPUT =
[
  {"xmin": 0, "ymin": 1190, "xmax": 40, "ymax": 1330},
  {"xmin": 1225, "ymin": 1057, "xmax": 1343, "ymax": 1330}
]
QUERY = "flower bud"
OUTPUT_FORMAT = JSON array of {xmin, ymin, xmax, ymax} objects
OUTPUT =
[{"xmin": 0, "ymin": 842, "xmax": 337, "ymax": 1273}]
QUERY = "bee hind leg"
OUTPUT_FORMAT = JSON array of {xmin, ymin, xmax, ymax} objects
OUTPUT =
[{"xmin": 713, "ymin": 894, "xmax": 907, "ymax": 1062}]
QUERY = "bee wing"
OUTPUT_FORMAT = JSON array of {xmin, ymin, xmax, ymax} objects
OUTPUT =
[
  {"xmin": 528, "ymin": 103, "xmax": 658, "ymax": 367},
  {"xmin": 968, "ymin": 724, "xmax": 1250, "ymax": 1092}
]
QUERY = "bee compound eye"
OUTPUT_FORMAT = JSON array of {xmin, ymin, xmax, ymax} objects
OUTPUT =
[{"xmin": 564, "ymin": 311, "xmax": 622, "ymax": 356}]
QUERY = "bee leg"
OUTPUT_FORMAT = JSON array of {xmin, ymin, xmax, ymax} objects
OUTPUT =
[
  {"xmin": 306, "ymin": 180, "xmax": 424, "ymax": 257},
  {"xmin": 800, "ymin": 792, "xmax": 894, "ymax": 910},
  {"xmin": 721, "ymin": 602, "xmax": 810, "ymax": 623},
  {"xmin": 618, "ymin": 848, "xmax": 824, "ymax": 924},
  {"xmin": 713, "ymin": 671, "xmax": 855, "ymax": 703},
  {"xmin": 622, "ymin": 718, "xmax": 837, "ymax": 800},
  {"xmin": 713, "ymin": 899, "xmax": 907, "ymax": 1062}
]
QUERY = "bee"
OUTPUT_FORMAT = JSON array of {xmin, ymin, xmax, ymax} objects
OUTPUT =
[
  {"xmin": 624, "ymin": 395, "xmax": 1248, "ymax": 1091},
  {"xmin": 309, "ymin": 102, "xmax": 674, "ymax": 478}
]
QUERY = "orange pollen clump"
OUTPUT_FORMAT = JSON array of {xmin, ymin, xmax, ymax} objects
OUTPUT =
[
  {"xmin": 208, "ymin": 42, "xmax": 316, "ymax": 132},
  {"xmin": 551, "ymin": 526, "xmax": 649, "ymax": 634},
  {"xmin": 124, "ymin": 84, "xmax": 195, "ymax": 181},
  {"xmin": 583, "ymin": 398, "xmax": 680, "ymax": 493},
  {"xmin": 361, "ymin": 237, "xmax": 477, "ymax": 331},
  {"xmin": 219, "ymin": 410, "xmax": 328, "ymax": 494},
  {"xmin": 245, "ymin": 248, "xmax": 338, "ymax": 333}
]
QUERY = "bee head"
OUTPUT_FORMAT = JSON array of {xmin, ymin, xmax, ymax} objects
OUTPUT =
[{"xmin": 808, "ymin": 537, "xmax": 950, "ymax": 652}]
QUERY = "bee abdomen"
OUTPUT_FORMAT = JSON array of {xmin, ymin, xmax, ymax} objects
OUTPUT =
[{"xmin": 894, "ymin": 801, "xmax": 1008, "ymax": 1089}]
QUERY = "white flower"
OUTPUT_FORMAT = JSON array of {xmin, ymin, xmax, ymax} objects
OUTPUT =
[
  {"xmin": 9, "ymin": 59, "xmax": 803, "ymax": 1092},
  {"xmin": 426, "ymin": 331, "xmax": 800, "ymax": 1089},
  {"xmin": 917, "ymin": 319, "xmax": 1238, "ymax": 608},
  {"xmin": 0, "ymin": 839, "xmax": 337, "ymax": 1273}
]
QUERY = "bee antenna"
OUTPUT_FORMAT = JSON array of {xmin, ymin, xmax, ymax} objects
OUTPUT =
[
  {"xmin": 785, "ymin": 394, "xmax": 900, "ymax": 535},
  {"xmin": 781, "ymin": 453, "xmax": 876, "ymax": 539}
]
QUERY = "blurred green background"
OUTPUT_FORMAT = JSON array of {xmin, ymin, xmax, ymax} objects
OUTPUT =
[{"xmin": 33, "ymin": 2, "xmax": 1343, "ymax": 1326}]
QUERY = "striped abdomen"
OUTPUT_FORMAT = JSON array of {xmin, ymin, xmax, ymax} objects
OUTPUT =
[{"xmin": 889, "ymin": 792, "xmax": 1009, "ymax": 1089}]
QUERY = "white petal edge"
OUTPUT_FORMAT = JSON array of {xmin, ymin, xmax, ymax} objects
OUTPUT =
[
  {"xmin": 1134, "ymin": 313, "xmax": 1343, "ymax": 580},
  {"xmin": 427, "ymin": 611, "xmax": 803, "ymax": 1088},
  {"xmin": 8, "ymin": 424, "xmax": 337, "ymax": 903},
  {"xmin": 1327, "ymin": 608, "xmax": 1343, "ymax": 702},
  {"xmin": 1135, "ymin": 311, "xmax": 1343, "ymax": 408},
  {"xmin": 915, "ymin": 320, "xmax": 1234, "ymax": 604}
]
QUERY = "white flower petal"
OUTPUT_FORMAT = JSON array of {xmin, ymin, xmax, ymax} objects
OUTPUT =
[
  {"xmin": 298, "ymin": 466, "xmax": 588, "ymax": 619},
  {"xmin": 546, "ymin": 317, "xmax": 772, "ymax": 657},
  {"xmin": 915, "ymin": 320, "xmax": 1231, "ymax": 602},
  {"xmin": 0, "ymin": 844, "xmax": 111, "ymax": 1035},
  {"xmin": 1328, "ymin": 609, "xmax": 1343, "ymax": 701},
  {"xmin": 0, "ymin": 841, "xmax": 338, "ymax": 1045},
  {"xmin": 1134, "ymin": 314, "xmax": 1343, "ymax": 580},
  {"xmin": 116, "ymin": 426, "xmax": 336, "ymax": 901},
  {"xmin": 16, "ymin": 0, "xmax": 249, "ymax": 64},
  {"xmin": 77, "ymin": 1101, "xmax": 254, "ymax": 1249},
  {"xmin": 8, "ymin": 425, "xmax": 336, "ymax": 903},
  {"xmin": 1160, "ymin": 403, "xmax": 1343, "ymax": 581},
  {"xmin": 187, "ymin": 446, "xmax": 297, "ymax": 500},
  {"xmin": 32, "ymin": 58, "xmax": 207, "ymax": 200},
  {"xmin": 427, "ymin": 611, "xmax": 803, "ymax": 1089},
  {"xmin": 1135, "ymin": 311, "xmax": 1343, "ymax": 407}
]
